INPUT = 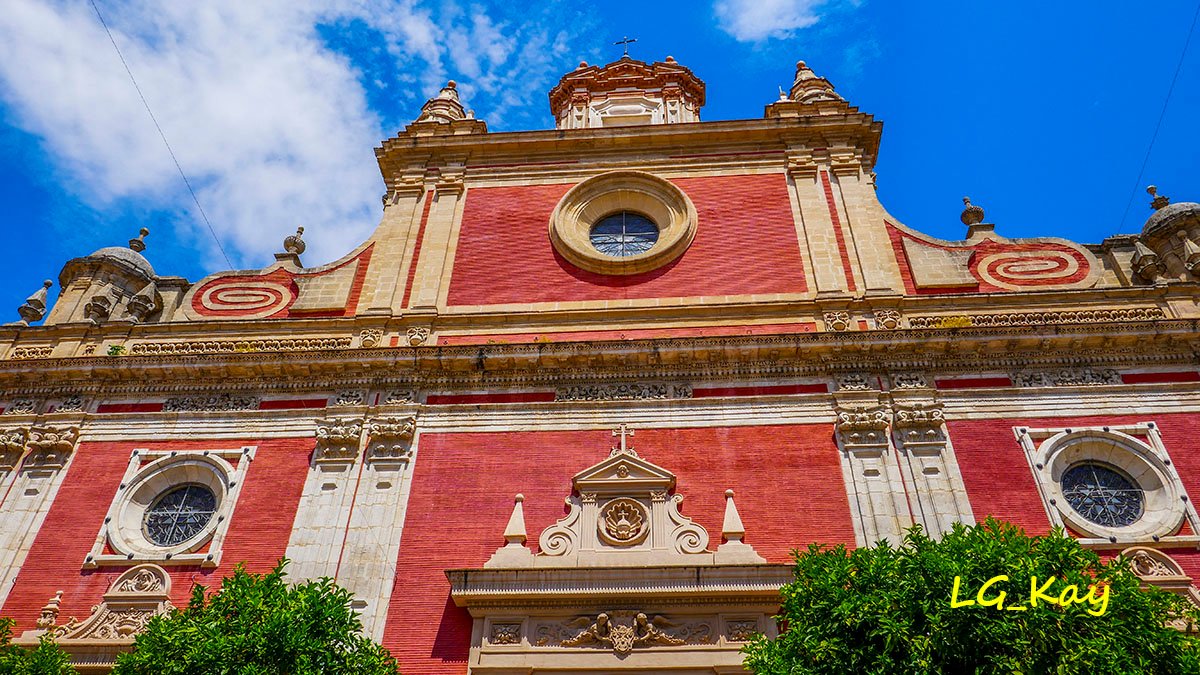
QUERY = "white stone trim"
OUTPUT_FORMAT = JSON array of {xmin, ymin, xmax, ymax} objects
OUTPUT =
[
  {"xmin": 1015, "ymin": 423, "xmax": 1199, "ymax": 546},
  {"xmin": 0, "ymin": 444, "xmax": 79, "ymax": 608},
  {"xmin": 890, "ymin": 403, "xmax": 975, "ymax": 537},
  {"xmin": 83, "ymin": 447, "xmax": 254, "ymax": 569}
]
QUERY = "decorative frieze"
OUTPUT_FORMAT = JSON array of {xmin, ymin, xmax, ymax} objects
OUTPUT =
[
  {"xmin": 555, "ymin": 383, "xmax": 692, "ymax": 401},
  {"xmin": 162, "ymin": 393, "xmax": 260, "ymax": 412},
  {"xmin": 908, "ymin": 307, "xmax": 1166, "ymax": 329},
  {"xmin": 8, "ymin": 346, "xmax": 53, "ymax": 360},
  {"xmin": 834, "ymin": 406, "xmax": 890, "ymax": 449},
  {"xmin": 382, "ymin": 390, "xmax": 415, "ymax": 405},
  {"xmin": 835, "ymin": 372, "xmax": 875, "ymax": 391},
  {"xmin": 4, "ymin": 399, "xmax": 37, "ymax": 415},
  {"xmin": 1011, "ymin": 368, "xmax": 1121, "ymax": 387},
  {"xmin": 129, "ymin": 337, "xmax": 352, "ymax": 356},
  {"xmin": 725, "ymin": 619, "xmax": 759, "ymax": 642},
  {"xmin": 55, "ymin": 395, "xmax": 84, "ymax": 413},
  {"xmin": 891, "ymin": 372, "xmax": 929, "ymax": 389},
  {"xmin": 333, "ymin": 390, "xmax": 365, "ymax": 407}
]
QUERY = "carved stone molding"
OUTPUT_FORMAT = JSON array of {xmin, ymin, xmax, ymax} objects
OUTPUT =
[
  {"xmin": 162, "ymin": 393, "xmax": 260, "ymax": 412},
  {"xmin": 314, "ymin": 418, "xmax": 363, "ymax": 464},
  {"xmin": 55, "ymin": 394, "xmax": 84, "ymax": 412},
  {"xmin": 555, "ymin": 382, "xmax": 692, "ymax": 401},
  {"xmin": 536, "ymin": 611, "xmax": 711, "ymax": 655},
  {"xmin": 1011, "ymin": 368, "xmax": 1121, "ymax": 387},
  {"xmin": 892, "ymin": 403, "xmax": 946, "ymax": 436},
  {"xmin": 130, "ymin": 336, "xmax": 352, "ymax": 356},
  {"xmin": 908, "ymin": 307, "xmax": 1166, "ymax": 329}
]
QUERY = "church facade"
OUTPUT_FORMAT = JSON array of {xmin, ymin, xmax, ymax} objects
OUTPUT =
[{"xmin": 1, "ymin": 54, "xmax": 1200, "ymax": 673}]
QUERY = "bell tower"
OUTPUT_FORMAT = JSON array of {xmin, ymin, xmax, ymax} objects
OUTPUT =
[{"xmin": 548, "ymin": 55, "xmax": 705, "ymax": 129}]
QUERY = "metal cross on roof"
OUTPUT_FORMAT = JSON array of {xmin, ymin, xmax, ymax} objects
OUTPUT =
[{"xmin": 614, "ymin": 36, "xmax": 637, "ymax": 57}]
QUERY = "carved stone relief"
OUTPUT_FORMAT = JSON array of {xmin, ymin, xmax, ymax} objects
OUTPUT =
[
  {"xmin": 535, "ymin": 611, "xmax": 712, "ymax": 655},
  {"xmin": 314, "ymin": 418, "xmax": 363, "ymax": 464},
  {"xmin": 365, "ymin": 416, "xmax": 415, "ymax": 465},
  {"xmin": 4, "ymin": 399, "xmax": 37, "ymax": 415},
  {"xmin": 406, "ymin": 327, "xmax": 430, "ymax": 346},
  {"xmin": 34, "ymin": 564, "xmax": 173, "ymax": 644},
  {"xmin": 333, "ymin": 390, "xmax": 365, "ymax": 407},
  {"xmin": 489, "ymin": 623, "xmax": 522, "ymax": 645},
  {"xmin": 823, "ymin": 310, "xmax": 851, "ymax": 332},
  {"xmin": 358, "ymin": 328, "xmax": 384, "ymax": 348},
  {"xmin": 1011, "ymin": 368, "xmax": 1121, "ymax": 387},
  {"xmin": 556, "ymin": 382, "xmax": 692, "ymax": 401},
  {"xmin": 162, "ymin": 393, "xmax": 260, "ymax": 412},
  {"xmin": 871, "ymin": 309, "xmax": 902, "ymax": 330}
]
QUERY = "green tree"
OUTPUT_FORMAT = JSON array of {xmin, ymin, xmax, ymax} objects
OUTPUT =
[
  {"xmin": 744, "ymin": 518, "xmax": 1200, "ymax": 675},
  {"xmin": 112, "ymin": 559, "xmax": 398, "ymax": 675},
  {"xmin": 0, "ymin": 618, "xmax": 77, "ymax": 675}
]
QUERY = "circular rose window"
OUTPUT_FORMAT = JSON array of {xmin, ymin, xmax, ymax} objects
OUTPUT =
[
  {"xmin": 143, "ymin": 484, "xmax": 218, "ymax": 547},
  {"xmin": 589, "ymin": 211, "xmax": 659, "ymax": 257},
  {"xmin": 1061, "ymin": 462, "xmax": 1144, "ymax": 528}
]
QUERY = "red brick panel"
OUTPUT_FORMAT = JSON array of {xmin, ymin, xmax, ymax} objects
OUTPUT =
[
  {"xmin": 446, "ymin": 174, "xmax": 807, "ymax": 306},
  {"xmin": 950, "ymin": 412, "xmax": 1200, "ymax": 537},
  {"xmin": 0, "ymin": 437, "xmax": 311, "ymax": 632},
  {"xmin": 383, "ymin": 424, "xmax": 853, "ymax": 674}
]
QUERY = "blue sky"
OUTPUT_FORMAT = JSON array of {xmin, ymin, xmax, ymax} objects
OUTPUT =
[{"xmin": 1, "ymin": 1, "xmax": 1197, "ymax": 317}]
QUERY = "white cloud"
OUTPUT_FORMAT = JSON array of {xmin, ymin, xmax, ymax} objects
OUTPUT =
[
  {"xmin": 0, "ymin": 0, "xmax": 581, "ymax": 272},
  {"xmin": 714, "ymin": 0, "xmax": 829, "ymax": 41}
]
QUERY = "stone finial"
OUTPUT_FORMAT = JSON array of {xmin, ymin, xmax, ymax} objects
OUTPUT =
[
  {"xmin": 960, "ymin": 197, "xmax": 985, "ymax": 226},
  {"xmin": 721, "ymin": 489, "xmax": 746, "ymax": 543},
  {"xmin": 1148, "ymin": 185, "xmax": 1170, "ymax": 211},
  {"xmin": 1179, "ymin": 231, "xmax": 1200, "ymax": 276},
  {"xmin": 35, "ymin": 590, "xmax": 63, "ymax": 630},
  {"xmin": 714, "ymin": 488, "xmax": 765, "ymax": 563},
  {"xmin": 415, "ymin": 81, "xmax": 467, "ymax": 124},
  {"xmin": 778, "ymin": 85, "xmax": 787, "ymax": 101},
  {"xmin": 1132, "ymin": 240, "xmax": 1165, "ymax": 281},
  {"xmin": 789, "ymin": 60, "xmax": 843, "ymax": 104},
  {"xmin": 16, "ymin": 280, "xmax": 52, "ymax": 325},
  {"xmin": 128, "ymin": 227, "xmax": 149, "ymax": 252},
  {"xmin": 283, "ymin": 227, "xmax": 306, "ymax": 255},
  {"xmin": 126, "ymin": 281, "xmax": 159, "ymax": 323},
  {"xmin": 503, "ymin": 494, "xmax": 528, "ymax": 546},
  {"xmin": 485, "ymin": 493, "xmax": 535, "ymax": 567}
]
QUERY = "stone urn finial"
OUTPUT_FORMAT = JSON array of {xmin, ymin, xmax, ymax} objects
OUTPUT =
[
  {"xmin": 283, "ymin": 226, "xmax": 306, "ymax": 255},
  {"xmin": 128, "ymin": 227, "xmax": 149, "ymax": 252},
  {"xmin": 1148, "ymin": 185, "xmax": 1170, "ymax": 211},
  {"xmin": 960, "ymin": 196, "xmax": 985, "ymax": 226}
]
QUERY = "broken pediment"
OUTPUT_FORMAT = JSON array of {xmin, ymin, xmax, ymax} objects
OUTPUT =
[{"xmin": 486, "ymin": 427, "xmax": 762, "ymax": 568}]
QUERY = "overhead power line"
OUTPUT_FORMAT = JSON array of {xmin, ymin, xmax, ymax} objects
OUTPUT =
[
  {"xmin": 89, "ymin": 0, "xmax": 234, "ymax": 269},
  {"xmin": 1118, "ymin": 0, "xmax": 1200, "ymax": 232}
]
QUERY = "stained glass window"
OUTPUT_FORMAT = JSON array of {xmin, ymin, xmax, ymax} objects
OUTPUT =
[
  {"xmin": 1061, "ymin": 463, "xmax": 1144, "ymax": 528},
  {"xmin": 143, "ymin": 484, "xmax": 217, "ymax": 546},
  {"xmin": 589, "ymin": 212, "xmax": 659, "ymax": 257}
]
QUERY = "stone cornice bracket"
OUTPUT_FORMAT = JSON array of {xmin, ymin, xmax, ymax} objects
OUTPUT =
[
  {"xmin": 834, "ymin": 405, "xmax": 891, "ymax": 454},
  {"xmin": 891, "ymin": 403, "xmax": 947, "ymax": 448},
  {"xmin": 364, "ymin": 415, "xmax": 415, "ymax": 466},
  {"xmin": 0, "ymin": 427, "xmax": 26, "ymax": 470},
  {"xmin": 313, "ymin": 417, "xmax": 363, "ymax": 466},
  {"xmin": 784, "ymin": 148, "xmax": 819, "ymax": 180},
  {"xmin": 24, "ymin": 425, "xmax": 79, "ymax": 470}
]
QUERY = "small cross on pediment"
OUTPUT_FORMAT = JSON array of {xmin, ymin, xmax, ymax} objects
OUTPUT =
[{"xmin": 611, "ymin": 424, "xmax": 636, "ymax": 457}]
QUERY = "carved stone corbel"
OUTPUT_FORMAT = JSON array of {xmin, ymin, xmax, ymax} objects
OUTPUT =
[
  {"xmin": 24, "ymin": 426, "xmax": 78, "ymax": 470},
  {"xmin": 365, "ymin": 416, "xmax": 415, "ymax": 466},
  {"xmin": 313, "ymin": 418, "xmax": 363, "ymax": 465}
]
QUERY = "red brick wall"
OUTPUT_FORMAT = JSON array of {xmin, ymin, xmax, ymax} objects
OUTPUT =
[
  {"xmin": 0, "ymin": 437, "xmax": 311, "ymax": 631},
  {"xmin": 446, "ymin": 174, "xmax": 807, "ymax": 306},
  {"xmin": 950, "ymin": 412, "xmax": 1200, "ymax": 536},
  {"xmin": 383, "ymin": 424, "xmax": 854, "ymax": 674}
]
